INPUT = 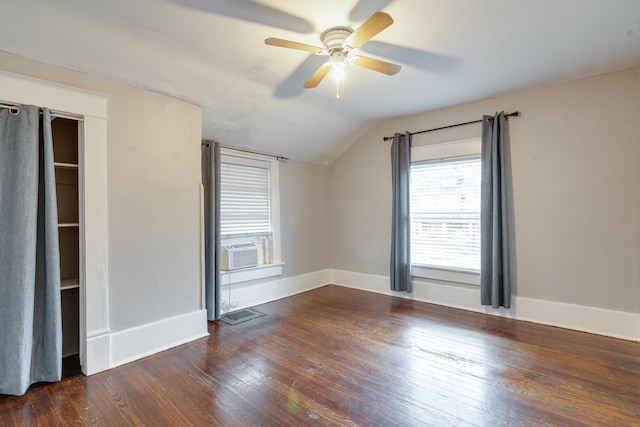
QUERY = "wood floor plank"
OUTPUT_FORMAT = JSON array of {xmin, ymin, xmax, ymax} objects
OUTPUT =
[
  {"xmin": 1, "ymin": 285, "xmax": 639, "ymax": 426},
  {"xmin": 243, "ymin": 316, "xmax": 481, "ymax": 424},
  {"xmin": 46, "ymin": 379, "xmax": 81, "ymax": 426},
  {"xmin": 61, "ymin": 377, "xmax": 108, "ymax": 426}
]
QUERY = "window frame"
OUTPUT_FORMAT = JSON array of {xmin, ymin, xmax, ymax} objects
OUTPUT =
[
  {"xmin": 410, "ymin": 138, "xmax": 481, "ymax": 286},
  {"xmin": 219, "ymin": 151, "xmax": 283, "ymax": 284}
]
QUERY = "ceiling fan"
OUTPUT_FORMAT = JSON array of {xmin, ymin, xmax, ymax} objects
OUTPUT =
[{"xmin": 265, "ymin": 11, "xmax": 401, "ymax": 91}]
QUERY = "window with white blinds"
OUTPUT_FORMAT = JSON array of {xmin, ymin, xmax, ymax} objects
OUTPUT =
[
  {"xmin": 220, "ymin": 156, "xmax": 271, "ymax": 237},
  {"xmin": 410, "ymin": 151, "xmax": 481, "ymax": 273},
  {"xmin": 218, "ymin": 151, "xmax": 282, "ymax": 283}
]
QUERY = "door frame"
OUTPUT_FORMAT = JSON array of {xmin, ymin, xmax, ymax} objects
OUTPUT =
[{"xmin": 0, "ymin": 70, "xmax": 110, "ymax": 374}]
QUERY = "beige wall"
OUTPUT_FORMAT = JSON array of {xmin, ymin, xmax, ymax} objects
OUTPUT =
[
  {"xmin": 106, "ymin": 90, "xmax": 201, "ymax": 331},
  {"xmin": 330, "ymin": 67, "xmax": 640, "ymax": 314},
  {"xmin": 280, "ymin": 160, "xmax": 330, "ymax": 277},
  {"xmin": 3, "ymin": 48, "xmax": 638, "ymax": 328},
  {"xmin": 0, "ymin": 52, "xmax": 331, "ymax": 330},
  {"xmin": 0, "ymin": 51, "xmax": 203, "ymax": 331}
]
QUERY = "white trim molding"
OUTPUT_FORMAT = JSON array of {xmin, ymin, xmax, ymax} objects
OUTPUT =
[
  {"xmin": 222, "ymin": 263, "xmax": 284, "ymax": 285},
  {"xmin": 330, "ymin": 269, "xmax": 640, "ymax": 342},
  {"xmin": 0, "ymin": 70, "xmax": 110, "ymax": 375},
  {"xmin": 110, "ymin": 310, "xmax": 209, "ymax": 368},
  {"xmin": 85, "ymin": 331, "xmax": 111, "ymax": 375},
  {"xmin": 0, "ymin": 70, "xmax": 109, "ymax": 118},
  {"xmin": 413, "ymin": 265, "xmax": 480, "ymax": 286},
  {"xmin": 105, "ymin": 269, "xmax": 331, "ymax": 369},
  {"xmin": 221, "ymin": 269, "xmax": 331, "ymax": 314}
]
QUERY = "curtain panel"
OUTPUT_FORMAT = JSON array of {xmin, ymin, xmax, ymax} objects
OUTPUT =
[
  {"xmin": 390, "ymin": 132, "xmax": 412, "ymax": 293},
  {"xmin": 202, "ymin": 141, "xmax": 221, "ymax": 320},
  {"xmin": 0, "ymin": 105, "xmax": 62, "ymax": 395},
  {"xmin": 480, "ymin": 112, "xmax": 512, "ymax": 308}
]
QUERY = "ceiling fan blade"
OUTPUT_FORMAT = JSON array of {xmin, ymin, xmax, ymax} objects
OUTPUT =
[
  {"xmin": 275, "ymin": 55, "xmax": 329, "ymax": 98},
  {"xmin": 352, "ymin": 56, "xmax": 401, "ymax": 75},
  {"xmin": 304, "ymin": 64, "xmax": 332, "ymax": 88},
  {"xmin": 265, "ymin": 38, "xmax": 323, "ymax": 53},
  {"xmin": 345, "ymin": 11, "xmax": 393, "ymax": 48}
]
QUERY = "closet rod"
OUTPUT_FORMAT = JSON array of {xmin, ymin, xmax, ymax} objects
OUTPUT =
[
  {"xmin": 0, "ymin": 102, "xmax": 20, "ymax": 115},
  {"xmin": 0, "ymin": 102, "xmax": 84, "ymax": 121},
  {"xmin": 202, "ymin": 140, "xmax": 289, "ymax": 161}
]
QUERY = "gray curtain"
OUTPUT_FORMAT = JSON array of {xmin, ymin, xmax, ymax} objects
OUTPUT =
[
  {"xmin": 481, "ymin": 112, "xmax": 511, "ymax": 308},
  {"xmin": 202, "ymin": 141, "xmax": 221, "ymax": 320},
  {"xmin": 390, "ymin": 132, "xmax": 412, "ymax": 293},
  {"xmin": 0, "ymin": 106, "xmax": 62, "ymax": 396}
]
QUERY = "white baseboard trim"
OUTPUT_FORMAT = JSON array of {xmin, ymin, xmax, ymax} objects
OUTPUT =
[
  {"xmin": 109, "ymin": 309, "xmax": 209, "ymax": 368},
  {"xmin": 330, "ymin": 269, "xmax": 640, "ymax": 342},
  {"xmin": 87, "ymin": 269, "xmax": 332, "ymax": 375},
  {"xmin": 87, "ymin": 268, "xmax": 637, "ymax": 375},
  {"xmin": 85, "ymin": 331, "xmax": 111, "ymax": 375},
  {"xmin": 223, "ymin": 269, "xmax": 331, "ymax": 313}
]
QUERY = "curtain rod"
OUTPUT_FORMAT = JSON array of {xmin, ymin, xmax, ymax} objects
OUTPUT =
[
  {"xmin": 382, "ymin": 111, "xmax": 520, "ymax": 141},
  {"xmin": 201, "ymin": 140, "xmax": 289, "ymax": 161},
  {"xmin": 0, "ymin": 102, "xmax": 84, "ymax": 121}
]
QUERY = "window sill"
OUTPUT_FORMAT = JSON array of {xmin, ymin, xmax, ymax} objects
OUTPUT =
[
  {"xmin": 221, "ymin": 262, "xmax": 284, "ymax": 285},
  {"xmin": 412, "ymin": 265, "xmax": 479, "ymax": 286}
]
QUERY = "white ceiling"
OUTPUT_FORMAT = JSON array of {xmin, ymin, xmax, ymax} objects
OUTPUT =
[{"xmin": 1, "ymin": 0, "xmax": 640, "ymax": 163}]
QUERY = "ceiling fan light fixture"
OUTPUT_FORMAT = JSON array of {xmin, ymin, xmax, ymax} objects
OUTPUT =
[
  {"xmin": 332, "ymin": 66, "xmax": 345, "ymax": 81},
  {"xmin": 330, "ymin": 50, "xmax": 347, "ymax": 81}
]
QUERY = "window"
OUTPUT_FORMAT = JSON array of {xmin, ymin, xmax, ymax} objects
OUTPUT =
[
  {"xmin": 410, "ymin": 139, "xmax": 481, "ymax": 285},
  {"xmin": 220, "ymin": 151, "xmax": 282, "ymax": 283}
]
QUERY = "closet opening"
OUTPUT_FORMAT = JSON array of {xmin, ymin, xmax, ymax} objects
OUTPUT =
[{"xmin": 52, "ymin": 116, "xmax": 82, "ymax": 376}]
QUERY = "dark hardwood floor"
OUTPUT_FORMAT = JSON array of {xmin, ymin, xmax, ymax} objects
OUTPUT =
[{"xmin": 1, "ymin": 285, "xmax": 639, "ymax": 426}]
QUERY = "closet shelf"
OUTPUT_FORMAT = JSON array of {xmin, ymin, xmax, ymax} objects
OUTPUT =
[
  {"xmin": 61, "ymin": 278, "xmax": 80, "ymax": 291},
  {"xmin": 53, "ymin": 116, "xmax": 82, "ymax": 365},
  {"xmin": 58, "ymin": 223, "xmax": 79, "ymax": 228},
  {"xmin": 54, "ymin": 162, "xmax": 79, "ymax": 169}
]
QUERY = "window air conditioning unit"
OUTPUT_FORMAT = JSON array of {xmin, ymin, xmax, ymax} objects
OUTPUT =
[{"xmin": 222, "ymin": 244, "xmax": 259, "ymax": 270}]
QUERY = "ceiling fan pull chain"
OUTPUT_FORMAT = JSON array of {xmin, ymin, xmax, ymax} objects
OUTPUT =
[{"xmin": 336, "ymin": 78, "xmax": 345, "ymax": 99}]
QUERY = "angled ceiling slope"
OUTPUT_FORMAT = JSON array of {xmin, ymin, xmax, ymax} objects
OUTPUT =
[{"xmin": 0, "ymin": 0, "xmax": 639, "ymax": 163}]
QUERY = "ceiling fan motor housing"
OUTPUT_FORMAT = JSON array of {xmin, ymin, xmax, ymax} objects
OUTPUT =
[{"xmin": 320, "ymin": 26, "xmax": 353, "ymax": 53}]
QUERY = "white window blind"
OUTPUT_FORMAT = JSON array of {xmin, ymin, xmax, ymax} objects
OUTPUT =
[
  {"xmin": 410, "ymin": 156, "xmax": 481, "ymax": 271},
  {"xmin": 220, "ymin": 158, "xmax": 271, "ymax": 236}
]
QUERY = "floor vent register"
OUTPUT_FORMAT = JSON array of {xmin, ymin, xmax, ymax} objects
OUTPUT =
[{"xmin": 220, "ymin": 308, "xmax": 266, "ymax": 325}]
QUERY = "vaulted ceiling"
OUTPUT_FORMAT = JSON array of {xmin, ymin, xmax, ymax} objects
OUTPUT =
[{"xmin": 2, "ymin": 0, "xmax": 640, "ymax": 163}]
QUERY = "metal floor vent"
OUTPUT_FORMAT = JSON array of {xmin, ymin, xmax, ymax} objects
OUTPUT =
[{"xmin": 220, "ymin": 308, "xmax": 266, "ymax": 325}]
